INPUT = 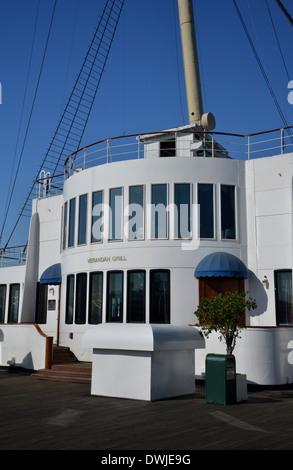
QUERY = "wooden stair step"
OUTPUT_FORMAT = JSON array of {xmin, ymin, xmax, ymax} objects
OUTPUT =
[{"xmin": 31, "ymin": 345, "xmax": 92, "ymax": 384}]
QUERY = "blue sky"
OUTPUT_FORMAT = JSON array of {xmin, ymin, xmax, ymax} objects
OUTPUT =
[{"xmin": 0, "ymin": 0, "xmax": 292, "ymax": 246}]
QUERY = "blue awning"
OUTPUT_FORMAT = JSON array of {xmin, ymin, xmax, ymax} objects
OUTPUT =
[
  {"xmin": 40, "ymin": 263, "xmax": 61, "ymax": 284},
  {"xmin": 194, "ymin": 252, "xmax": 248, "ymax": 278}
]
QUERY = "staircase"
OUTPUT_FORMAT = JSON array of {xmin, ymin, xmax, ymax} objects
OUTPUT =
[{"xmin": 31, "ymin": 346, "xmax": 92, "ymax": 384}]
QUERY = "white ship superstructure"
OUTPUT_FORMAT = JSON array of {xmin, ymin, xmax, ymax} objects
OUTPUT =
[{"xmin": 0, "ymin": 0, "xmax": 293, "ymax": 386}]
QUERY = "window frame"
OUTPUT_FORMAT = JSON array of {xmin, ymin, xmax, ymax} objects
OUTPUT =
[
  {"xmin": 198, "ymin": 183, "xmax": 215, "ymax": 239},
  {"xmin": 151, "ymin": 184, "xmax": 168, "ymax": 239},
  {"xmin": 220, "ymin": 184, "xmax": 236, "ymax": 240},
  {"xmin": 88, "ymin": 271, "xmax": 103, "ymax": 324},
  {"xmin": 106, "ymin": 271, "xmax": 124, "ymax": 322},
  {"xmin": 149, "ymin": 269, "xmax": 170, "ymax": 324},
  {"xmin": 77, "ymin": 193, "xmax": 88, "ymax": 246},
  {"xmin": 127, "ymin": 270, "xmax": 146, "ymax": 323}
]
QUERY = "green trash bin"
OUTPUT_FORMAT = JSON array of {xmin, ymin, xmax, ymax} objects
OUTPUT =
[{"xmin": 205, "ymin": 354, "xmax": 236, "ymax": 405}]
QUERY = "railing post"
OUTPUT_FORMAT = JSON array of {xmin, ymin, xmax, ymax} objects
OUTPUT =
[
  {"xmin": 281, "ymin": 128, "xmax": 284, "ymax": 155},
  {"xmin": 247, "ymin": 135, "xmax": 250, "ymax": 160},
  {"xmin": 137, "ymin": 136, "xmax": 141, "ymax": 159}
]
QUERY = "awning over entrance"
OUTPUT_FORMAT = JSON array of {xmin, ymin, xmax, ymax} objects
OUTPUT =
[
  {"xmin": 40, "ymin": 263, "xmax": 61, "ymax": 284},
  {"xmin": 194, "ymin": 252, "xmax": 248, "ymax": 278}
]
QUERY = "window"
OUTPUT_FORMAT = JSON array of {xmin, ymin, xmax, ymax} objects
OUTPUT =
[
  {"xmin": 75, "ymin": 273, "xmax": 87, "ymax": 324},
  {"xmin": 150, "ymin": 270, "xmax": 170, "ymax": 323},
  {"xmin": 198, "ymin": 184, "xmax": 214, "ymax": 239},
  {"xmin": 0, "ymin": 285, "xmax": 6, "ymax": 323},
  {"xmin": 35, "ymin": 283, "xmax": 48, "ymax": 324},
  {"xmin": 89, "ymin": 272, "xmax": 103, "ymax": 324},
  {"xmin": 160, "ymin": 138, "xmax": 176, "ymax": 157},
  {"xmin": 62, "ymin": 202, "xmax": 68, "ymax": 250},
  {"xmin": 128, "ymin": 185, "xmax": 144, "ymax": 240},
  {"xmin": 127, "ymin": 270, "xmax": 146, "ymax": 322},
  {"xmin": 151, "ymin": 184, "xmax": 168, "ymax": 239},
  {"xmin": 7, "ymin": 284, "xmax": 20, "ymax": 323},
  {"xmin": 91, "ymin": 190, "xmax": 103, "ymax": 243},
  {"xmin": 275, "ymin": 270, "xmax": 293, "ymax": 325},
  {"xmin": 221, "ymin": 185, "xmax": 236, "ymax": 239},
  {"xmin": 78, "ymin": 194, "xmax": 88, "ymax": 245},
  {"xmin": 109, "ymin": 188, "xmax": 123, "ymax": 241},
  {"xmin": 68, "ymin": 198, "xmax": 76, "ymax": 247},
  {"xmin": 65, "ymin": 275, "xmax": 74, "ymax": 324},
  {"xmin": 106, "ymin": 271, "xmax": 123, "ymax": 322},
  {"xmin": 174, "ymin": 183, "xmax": 191, "ymax": 239}
]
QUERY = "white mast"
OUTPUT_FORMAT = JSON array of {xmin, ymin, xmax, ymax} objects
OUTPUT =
[{"xmin": 178, "ymin": 0, "xmax": 215, "ymax": 130}]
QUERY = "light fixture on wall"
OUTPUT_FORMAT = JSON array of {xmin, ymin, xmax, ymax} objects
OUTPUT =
[{"xmin": 262, "ymin": 276, "xmax": 269, "ymax": 288}]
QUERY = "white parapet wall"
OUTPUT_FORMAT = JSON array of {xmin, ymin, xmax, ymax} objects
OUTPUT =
[{"xmin": 0, "ymin": 324, "xmax": 53, "ymax": 371}]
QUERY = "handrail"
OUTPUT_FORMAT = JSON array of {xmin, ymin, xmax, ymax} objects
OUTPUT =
[{"xmin": 63, "ymin": 125, "xmax": 293, "ymax": 176}]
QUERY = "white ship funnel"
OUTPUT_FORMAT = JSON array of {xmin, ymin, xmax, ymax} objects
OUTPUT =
[{"xmin": 178, "ymin": 0, "xmax": 215, "ymax": 130}]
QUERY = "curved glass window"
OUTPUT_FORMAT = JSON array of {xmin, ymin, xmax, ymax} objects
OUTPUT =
[
  {"xmin": 128, "ymin": 185, "xmax": 144, "ymax": 240},
  {"xmin": 106, "ymin": 271, "xmax": 123, "ymax": 322},
  {"xmin": 68, "ymin": 198, "xmax": 76, "ymax": 247},
  {"xmin": 89, "ymin": 272, "xmax": 103, "ymax": 324},
  {"xmin": 109, "ymin": 188, "xmax": 123, "ymax": 241},
  {"xmin": 65, "ymin": 275, "xmax": 74, "ymax": 324},
  {"xmin": 75, "ymin": 273, "xmax": 87, "ymax": 324},
  {"xmin": 150, "ymin": 270, "xmax": 170, "ymax": 323},
  {"xmin": 127, "ymin": 270, "xmax": 146, "ymax": 322},
  {"xmin": 78, "ymin": 194, "xmax": 88, "ymax": 245},
  {"xmin": 91, "ymin": 190, "xmax": 103, "ymax": 243},
  {"xmin": 151, "ymin": 184, "xmax": 168, "ymax": 239}
]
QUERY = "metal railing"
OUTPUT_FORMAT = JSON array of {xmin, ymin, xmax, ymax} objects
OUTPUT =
[
  {"xmin": 63, "ymin": 126, "xmax": 293, "ymax": 179},
  {"xmin": 0, "ymin": 245, "xmax": 27, "ymax": 267},
  {"xmin": 32, "ymin": 125, "xmax": 293, "ymax": 197}
]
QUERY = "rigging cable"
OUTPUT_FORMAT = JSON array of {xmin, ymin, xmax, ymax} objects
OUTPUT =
[
  {"xmin": 1, "ymin": 0, "xmax": 58, "ymax": 246},
  {"xmin": 275, "ymin": 0, "xmax": 293, "ymax": 27},
  {"xmin": 233, "ymin": 0, "xmax": 292, "ymax": 140},
  {"xmin": 266, "ymin": 0, "xmax": 291, "ymax": 81},
  {"xmin": 1, "ymin": 0, "xmax": 40, "ymax": 243}
]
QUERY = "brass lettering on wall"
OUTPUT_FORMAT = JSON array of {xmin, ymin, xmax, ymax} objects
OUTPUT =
[{"xmin": 88, "ymin": 255, "xmax": 127, "ymax": 264}]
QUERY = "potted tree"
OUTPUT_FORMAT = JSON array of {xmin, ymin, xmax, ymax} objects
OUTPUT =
[{"xmin": 194, "ymin": 290, "xmax": 257, "ymax": 404}]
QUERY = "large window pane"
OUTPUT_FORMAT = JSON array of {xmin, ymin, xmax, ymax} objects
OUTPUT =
[
  {"xmin": 62, "ymin": 202, "xmax": 68, "ymax": 250},
  {"xmin": 127, "ymin": 270, "xmax": 146, "ymax": 323},
  {"xmin": 89, "ymin": 272, "xmax": 103, "ymax": 324},
  {"xmin": 0, "ymin": 285, "xmax": 6, "ymax": 323},
  {"xmin": 78, "ymin": 194, "xmax": 88, "ymax": 245},
  {"xmin": 174, "ymin": 183, "xmax": 191, "ymax": 239},
  {"xmin": 151, "ymin": 184, "xmax": 168, "ymax": 239},
  {"xmin": 198, "ymin": 184, "xmax": 214, "ymax": 239},
  {"xmin": 75, "ymin": 273, "xmax": 87, "ymax": 324},
  {"xmin": 106, "ymin": 271, "xmax": 123, "ymax": 322},
  {"xmin": 68, "ymin": 198, "xmax": 76, "ymax": 247},
  {"xmin": 275, "ymin": 270, "xmax": 293, "ymax": 325},
  {"xmin": 91, "ymin": 190, "xmax": 103, "ymax": 243},
  {"xmin": 65, "ymin": 275, "xmax": 74, "ymax": 324},
  {"xmin": 128, "ymin": 185, "xmax": 144, "ymax": 240},
  {"xmin": 7, "ymin": 284, "xmax": 20, "ymax": 323},
  {"xmin": 109, "ymin": 188, "xmax": 123, "ymax": 241},
  {"xmin": 221, "ymin": 185, "xmax": 236, "ymax": 239},
  {"xmin": 150, "ymin": 270, "xmax": 170, "ymax": 323},
  {"xmin": 35, "ymin": 283, "xmax": 48, "ymax": 324}
]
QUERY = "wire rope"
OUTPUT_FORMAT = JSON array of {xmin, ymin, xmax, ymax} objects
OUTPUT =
[
  {"xmin": 2, "ymin": 0, "xmax": 58, "ymax": 247},
  {"xmin": 1, "ymin": 0, "xmax": 41, "ymax": 242},
  {"xmin": 266, "ymin": 0, "xmax": 291, "ymax": 81},
  {"xmin": 233, "ymin": 0, "xmax": 292, "ymax": 139}
]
